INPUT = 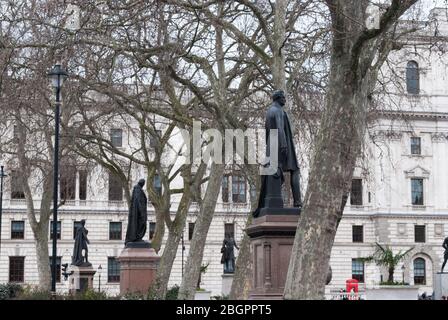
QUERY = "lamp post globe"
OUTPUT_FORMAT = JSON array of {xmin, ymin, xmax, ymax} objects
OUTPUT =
[{"xmin": 47, "ymin": 63, "xmax": 68, "ymax": 294}]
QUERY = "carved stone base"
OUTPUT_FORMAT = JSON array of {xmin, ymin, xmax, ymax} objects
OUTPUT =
[
  {"xmin": 246, "ymin": 214, "xmax": 299, "ymax": 300},
  {"xmin": 117, "ymin": 247, "xmax": 160, "ymax": 296},
  {"xmin": 221, "ymin": 274, "xmax": 234, "ymax": 296},
  {"xmin": 434, "ymin": 272, "xmax": 448, "ymax": 300},
  {"xmin": 68, "ymin": 265, "xmax": 96, "ymax": 294}
]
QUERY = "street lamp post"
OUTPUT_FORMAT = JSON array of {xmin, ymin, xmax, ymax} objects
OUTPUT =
[
  {"xmin": 402, "ymin": 265, "xmax": 406, "ymax": 284},
  {"xmin": 0, "ymin": 166, "xmax": 7, "ymax": 258},
  {"xmin": 97, "ymin": 264, "xmax": 102, "ymax": 292},
  {"xmin": 47, "ymin": 64, "xmax": 68, "ymax": 294}
]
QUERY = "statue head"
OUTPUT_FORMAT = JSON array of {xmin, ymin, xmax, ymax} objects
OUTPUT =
[
  {"xmin": 272, "ymin": 90, "xmax": 286, "ymax": 106},
  {"xmin": 81, "ymin": 219, "xmax": 86, "ymax": 226},
  {"xmin": 138, "ymin": 179, "xmax": 146, "ymax": 187}
]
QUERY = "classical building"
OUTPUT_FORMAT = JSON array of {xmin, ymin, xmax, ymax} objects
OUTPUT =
[{"xmin": 0, "ymin": 7, "xmax": 448, "ymax": 299}]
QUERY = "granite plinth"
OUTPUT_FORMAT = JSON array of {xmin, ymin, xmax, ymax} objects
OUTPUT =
[
  {"xmin": 434, "ymin": 272, "xmax": 448, "ymax": 300},
  {"xmin": 117, "ymin": 246, "xmax": 160, "ymax": 296},
  {"xmin": 247, "ymin": 214, "xmax": 299, "ymax": 300},
  {"xmin": 68, "ymin": 265, "xmax": 96, "ymax": 294}
]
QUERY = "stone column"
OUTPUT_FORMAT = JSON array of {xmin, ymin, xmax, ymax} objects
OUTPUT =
[
  {"xmin": 117, "ymin": 246, "xmax": 160, "ymax": 296},
  {"xmin": 247, "ymin": 213, "xmax": 299, "ymax": 300},
  {"xmin": 434, "ymin": 272, "xmax": 448, "ymax": 300}
]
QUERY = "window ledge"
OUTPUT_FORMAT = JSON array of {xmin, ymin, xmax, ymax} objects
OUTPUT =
[{"xmin": 411, "ymin": 205, "xmax": 426, "ymax": 211}]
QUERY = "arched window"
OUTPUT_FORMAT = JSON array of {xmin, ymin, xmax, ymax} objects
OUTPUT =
[
  {"xmin": 414, "ymin": 258, "xmax": 426, "ymax": 285},
  {"xmin": 406, "ymin": 61, "xmax": 420, "ymax": 94}
]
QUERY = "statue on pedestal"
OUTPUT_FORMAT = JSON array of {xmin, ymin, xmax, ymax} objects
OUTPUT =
[
  {"xmin": 253, "ymin": 90, "xmax": 302, "ymax": 217},
  {"xmin": 221, "ymin": 234, "xmax": 239, "ymax": 273},
  {"xmin": 442, "ymin": 237, "xmax": 448, "ymax": 272},
  {"xmin": 125, "ymin": 178, "xmax": 150, "ymax": 248},
  {"xmin": 72, "ymin": 219, "xmax": 91, "ymax": 267}
]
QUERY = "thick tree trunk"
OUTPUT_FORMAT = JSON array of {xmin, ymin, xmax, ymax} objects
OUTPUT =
[
  {"xmin": 34, "ymin": 222, "xmax": 51, "ymax": 290},
  {"xmin": 284, "ymin": 55, "xmax": 367, "ymax": 299},
  {"xmin": 229, "ymin": 214, "xmax": 252, "ymax": 299},
  {"xmin": 151, "ymin": 192, "xmax": 191, "ymax": 299},
  {"xmin": 178, "ymin": 162, "xmax": 225, "ymax": 300},
  {"xmin": 151, "ymin": 207, "xmax": 166, "ymax": 253},
  {"xmin": 388, "ymin": 267, "xmax": 395, "ymax": 283}
]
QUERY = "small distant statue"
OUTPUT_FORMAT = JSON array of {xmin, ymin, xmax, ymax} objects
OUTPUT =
[
  {"xmin": 125, "ymin": 179, "xmax": 149, "ymax": 247},
  {"xmin": 71, "ymin": 219, "xmax": 91, "ymax": 267},
  {"xmin": 221, "ymin": 234, "xmax": 239, "ymax": 273},
  {"xmin": 442, "ymin": 237, "xmax": 448, "ymax": 272}
]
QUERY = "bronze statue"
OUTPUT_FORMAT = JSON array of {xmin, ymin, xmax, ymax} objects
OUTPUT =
[
  {"xmin": 442, "ymin": 237, "xmax": 448, "ymax": 272},
  {"xmin": 71, "ymin": 219, "xmax": 91, "ymax": 267},
  {"xmin": 254, "ymin": 90, "xmax": 302, "ymax": 217},
  {"xmin": 125, "ymin": 179, "xmax": 150, "ymax": 247},
  {"xmin": 221, "ymin": 234, "xmax": 239, "ymax": 273}
]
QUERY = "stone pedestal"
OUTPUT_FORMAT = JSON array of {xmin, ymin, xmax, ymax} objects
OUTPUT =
[
  {"xmin": 247, "ymin": 213, "xmax": 299, "ymax": 300},
  {"xmin": 68, "ymin": 265, "xmax": 96, "ymax": 294},
  {"xmin": 221, "ymin": 274, "xmax": 234, "ymax": 296},
  {"xmin": 434, "ymin": 272, "xmax": 448, "ymax": 300},
  {"xmin": 117, "ymin": 247, "xmax": 160, "ymax": 296}
]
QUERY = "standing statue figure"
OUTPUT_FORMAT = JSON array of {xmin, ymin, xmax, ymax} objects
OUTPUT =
[
  {"xmin": 72, "ymin": 219, "xmax": 91, "ymax": 267},
  {"xmin": 254, "ymin": 90, "xmax": 302, "ymax": 217},
  {"xmin": 125, "ymin": 179, "xmax": 149, "ymax": 247},
  {"xmin": 442, "ymin": 237, "xmax": 448, "ymax": 272},
  {"xmin": 221, "ymin": 234, "xmax": 239, "ymax": 273}
]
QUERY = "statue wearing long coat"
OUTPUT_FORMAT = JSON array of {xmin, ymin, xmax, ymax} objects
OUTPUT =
[
  {"xmin": 125, "ymin": 181, "xmax": 148, "ymax": 244},
  {"xmin": 72, "ymin": 221, "xmax": 90, "ymax": 266}
]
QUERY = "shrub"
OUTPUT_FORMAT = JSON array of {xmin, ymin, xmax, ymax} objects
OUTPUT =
[
  {"xmin": 165, "ymin": 285, "xmax": 179, "ymax": 300},
  {"xmin": 16, "ymin": 285, "xmax": 51, "ymax": 300},
  {"xmin": 211, "ymin": 294, "xmax": 229, "ymax": 300},
  {"xmin": 0, "ymin": 283, "xmax": 23, "ymax": 300}
]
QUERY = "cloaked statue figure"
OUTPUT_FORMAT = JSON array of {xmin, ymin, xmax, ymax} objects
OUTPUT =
[
  {"xmin": 125, "ymin": 178, "xmax": 150, "ymax": 248},
  {"xmin": 71, "ymin": 219, "xmax": 91, "ymax": 267},
  {"xmin": 254, "ymin": 90, "xmax": 302, "ymax": 217}
]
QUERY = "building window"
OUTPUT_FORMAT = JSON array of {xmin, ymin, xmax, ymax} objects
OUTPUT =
[
  {"xmin": 9, "ymin": 257, "xmax": 25, "ymax": 282},
  {"xmin": 406, "ymin": 61, "xmax": 420, "ymax": 94},
  {"xmin": 414, "ymin": 258, "xmax": 426, "ymax": 285},
  {"xmin": 411, "ymin": 178, "xmax": 424, "ymax": 205},
  {"xmin": 49, "ymin": 256, "xmax": 62, "ymax": 283},
  {"xmin": 222, "ymin": 175, "xmax": 230, "ymax": 203},
  {"xmin": 60, "ymin": 166, "xmax": 76, "ymax": 200},
  {"xmin": 50, "ymin": 221, "xmax": 61, "ymax": 240},
  {"xmin": 10, "ymin": 171, "xmax": 25, "ymax": 199},
  {"xmin": 108, "ymin": 173, "xmax": 123, "ymax": 201},
  {"xmin": 350, "ymin": 179, "xmax": 363, "ymax": 206},
  {"xmin": 352, "ymin": 259, "xmax": 365, "ymax": 283},
  {"xmin": 149, "ymin": 222, "xmax": 156, "ymax": 240},
  {"xmin": 110, "ymin": 129, "xmax": 123, "ymax": 148},
  {"xmin": 109, "ymin": 222, "xmax": 122, "ymax": 240},
  {"xmin": 352, "ymin": 225, "xmax": 364, "ymax": 243},
  {"xmin": 415, "ymin": 225, "xmax": 426, "ymax": 243},
  {"xmin": 224, "ymin": 223, "xmax": 235, "ymax": 239},
  {"xmin": 79, "ymin": 170, "xmax": 87, "ymax": 200},
  {"xmin": 232, "ymin": 175, "xmax": 246, "ymax": 203},
  {"xmin": 188, "ymin": 222, "xmax": 195, "ymax": 240},
  {"xmin": 153, "ymin": 174, "xmax": 162, "ymax": 196},
  {"xmin": 11, "ymin": 221, "xmax": 25, "ymax": 239},
  {"xmin": 107, "ymin": 257, "xmax": 120, "ymax": 283},
  {"xmin": 73, "ymin": 221, "xmax": 83, "ymax": 239},
  {"xmin": 411, "ymin": 137, "xmax": 421, "ymax": 155}
]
